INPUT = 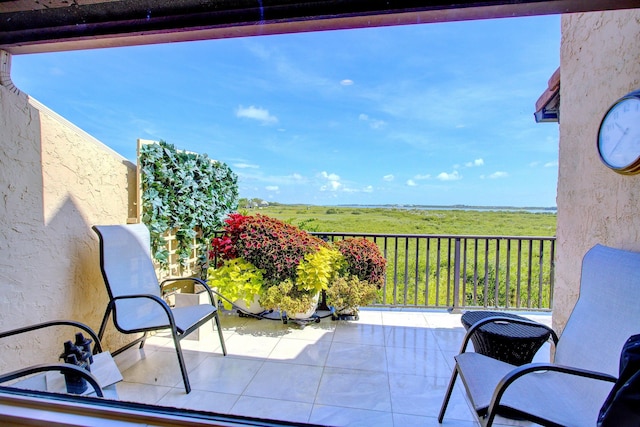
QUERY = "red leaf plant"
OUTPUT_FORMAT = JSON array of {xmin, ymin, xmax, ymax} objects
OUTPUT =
[
  {"xmin": 335, "ymin": 238, "xmax": 387, "ymax": 288},
  {"xmin": 210, "ymin": 214, "xmax": 326, "ymax": 286}
]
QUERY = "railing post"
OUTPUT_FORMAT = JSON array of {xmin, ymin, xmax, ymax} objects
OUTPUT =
[{"xmin": 451, "ymin": 238, "xmax": 462, "ymax": 313}]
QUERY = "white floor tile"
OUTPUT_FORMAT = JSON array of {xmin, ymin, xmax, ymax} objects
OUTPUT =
[
  {"xmin": 315, "ymin": 367, "xmax": 392, "ymax": 412},
  {"xmin": 268, "ymin": 337, "xmax": 331, "ymax": 365},
  {"xmin": 114, "ymin": 381, "xmax": 172, "ymax": 405},
  {"xmin": 230, "ymin": 395, "xmax": 313, "ymax": 424},
  {"xmin": 386, "ymin": 345, "xmax": 451, "ymax": 377},
  {"xmin": 157, "ymin": 387, "xmax": 239, "ymax": 413},
  {"xmin": 310, "ymin": 404, "xmax": 394, "ymax": 427},
  {"xmin": 332, "ymin": 322, "xmax": 387, "ymax": 346},
  {"xmin": 326, "ymin": 342, "xmax": 388, "ymax": 371},
  {"xmin": 186, "ymin": 356, "xmax": 263, "ymax": 394},
  {"xmin": 243, "ymin": 361, "xmax": 323, "ymax": 403},
  {"xmin": 119, "ymin": 349, "xmax": 206, "ymax": 389},
  {"xmin": 107, "ymin": 309, "xmax": 554, "ymax": 427}
]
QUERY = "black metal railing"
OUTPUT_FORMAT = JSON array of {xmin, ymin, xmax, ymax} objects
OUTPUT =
[{"xmin": 312, "ymin": 233, "xmax": 555, "ymax": 312}]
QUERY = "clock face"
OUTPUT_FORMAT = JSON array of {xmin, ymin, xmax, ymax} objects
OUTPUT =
[{"xmin": 598, "ymin": 94, "xmax": 640, "ymax": 173}]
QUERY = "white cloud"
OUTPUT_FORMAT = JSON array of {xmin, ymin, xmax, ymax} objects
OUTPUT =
[
  {"xmin": 544, "ymin": 161, "xmax": 558, "ymax": 168},
  {"xmin": 413, "ymin": 173, "xmax": 431, "ymax": 180},
  {"xmin": 383, "ymin": 174, "xmax": 395, "ymax": 182},
  {"xmin": 236, "ymin": 105, "xmax": 278, "ymax": 125},
  {"xmin": 464, "ymin": 158, "xmax": 484, "ymax": 168},
  {"xmin": 489, "ymin": 171, "xmax": 509, "ymax": 179},
  {"xmin": 265, "ymin": 185, "xmax": 279, "ymax": 191},
  {"xmin": 406, "ymin": 179, "xmax": 418, "ymax": 187},
  {"xmin": 233, "ymin": 163, "xmax": 260, "ymax": 169},
  {"xmin": 340, "ymin": 79, "xmax": 354, "ymax": 86},
  {"xmin": 319, "ymin": 171, "xmax": 342, "ymax": 191},
  {"xmin": 437, "ymin": 171, "xmax": 462, "ymax": 181},
  {"xmin": 319, "ymin": 171, "xmax": 340, "ymax": 181},
  {"xmin": 363, "ymin": 185, "xmax": 373, "ymax": 193},
  {"xmin": 359, "ymin": 113, "xmax": 386, "ymax": 130}
]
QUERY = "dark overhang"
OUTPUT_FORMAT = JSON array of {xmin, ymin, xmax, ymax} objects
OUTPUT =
[
  {"xmin": 2, "ymin": 0, "xmax": 640, "ymax": 55},
  {"xmin": 535, "ymin": 67, "xmax": 560, "ymax": 123}
]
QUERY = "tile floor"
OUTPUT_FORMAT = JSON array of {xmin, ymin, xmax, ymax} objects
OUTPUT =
[{"xmin": 110, "ymin": 309, "xmax": 552, "ymax": 427}]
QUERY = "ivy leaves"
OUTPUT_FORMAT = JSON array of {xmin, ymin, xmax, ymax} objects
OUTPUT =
[{"xmin": 139, "ymin": 140, "xmax": 238, "ymax": 272}]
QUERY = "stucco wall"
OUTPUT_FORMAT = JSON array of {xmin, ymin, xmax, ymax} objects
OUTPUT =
[
  {"xmin": 555, "ymin": 10, "xmax": 640, "ymax": 332},
  {"xmin": 0, "ymin": 82, "xmax": 136, "ymax": 371}
]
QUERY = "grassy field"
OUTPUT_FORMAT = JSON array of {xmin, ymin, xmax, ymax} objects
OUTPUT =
[
  {"xmin": 251, "ymin": 205, "xmax": 557, "ymax": 309},
  {"xmin": 254, "ymin": 204, "xmax": 557, "ymax": 236}
]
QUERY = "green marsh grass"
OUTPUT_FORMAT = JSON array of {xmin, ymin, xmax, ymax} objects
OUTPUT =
[{"xmin": 256, "ymin": 205, "xmax": 557, "ymax": 310}]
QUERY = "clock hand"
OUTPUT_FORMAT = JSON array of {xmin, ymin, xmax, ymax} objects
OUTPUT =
[{"xmin": 609, "ymin": 124, "xmax": 630, "ymax": 157}]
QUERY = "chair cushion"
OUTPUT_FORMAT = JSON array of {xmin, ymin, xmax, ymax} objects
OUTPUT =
[
  {"xmin": 456, "ymin": 352, "xmax": 614, "ymax": 426},
  {"xmin": 114, "ymin": 300, "xmax": 216, "ymax": 334},
  {"xmin": 172, "ymin": 304, "xmax": 217, "ymax": 334}
]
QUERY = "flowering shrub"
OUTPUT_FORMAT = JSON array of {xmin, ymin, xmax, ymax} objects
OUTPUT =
[
  {"xmin": 211, "ymin": 214, "xmax": 325, "ymax": 286},
  {"xmin": 209, "ymin": 214, "xmax": 387, "ymax": 318},
  {"xmin": 335, "ymin": 238, "xmax": 387, "ymax": 287}
]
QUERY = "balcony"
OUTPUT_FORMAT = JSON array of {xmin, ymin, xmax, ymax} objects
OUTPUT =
[{"xmin": 109, "ymin": 308, "xmax": 552, "ymax": 426}]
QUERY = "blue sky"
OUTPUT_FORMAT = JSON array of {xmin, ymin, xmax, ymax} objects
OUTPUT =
[{"xmin": 12, "ymin": 15, "xmax": 560, "ymax": 207}]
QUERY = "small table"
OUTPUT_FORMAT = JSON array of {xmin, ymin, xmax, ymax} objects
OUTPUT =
[{"xmin": 461, "ymin": 311, "xmax": 551, "ymax": 366}]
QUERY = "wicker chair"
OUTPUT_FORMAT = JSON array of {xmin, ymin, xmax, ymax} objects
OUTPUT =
[
  {"xmin": 93, "ymin": 223, "xmax": 227, "ymax": 394},
  {"xmin": 439, "ymin": 244, "xmax": 640, "ymax": 426}
]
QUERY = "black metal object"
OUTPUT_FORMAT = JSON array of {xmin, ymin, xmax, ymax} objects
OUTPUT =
[
  {"xmin": 439, "ymin": 313, "xmax": 559, "ymax": 424},
  {"xmin": 313, "ymin": 232, "xmax": 556, "ymax": 311},
  {"xmin": 0, "ymin": 320, "xmax": 106, "ymax": 397},
  {"xmin": 2, "ymin": 0, "xmax": 640, "ymax": 54},
  {"xmin": 460, "ymin": 310, "xmax": 554, "ymax": 366}
]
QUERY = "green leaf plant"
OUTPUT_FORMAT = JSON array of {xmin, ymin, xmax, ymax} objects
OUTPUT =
[
  {"xmin": 207, "ymin": 258, "xmax": 264, "ymax": 310},
  {"xmin": 139, "ymin": 140, "xmax": 238, "ymax": 275},
  {"xmin": 209, "ymin": 214, "xmax": 387, "ymax": 319}
]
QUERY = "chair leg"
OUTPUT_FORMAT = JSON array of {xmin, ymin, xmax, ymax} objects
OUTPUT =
[
  {"xmin": 172, "ymin": 334, "xmax": 191, "ymax": 394},
  {"xmin": 139, "ymin": 331, "xmax": 148, "ymax": 349},
  {"xmin": 97, "ymin": 304, "xmax": 113, "ymax": 342},
  {"xmin": 438, "ymin": 365, "xmax": 459, "ymax": 423},
  {"xmin": 214, "ymin": 311, "xmax": 227, "ymax": 356}
]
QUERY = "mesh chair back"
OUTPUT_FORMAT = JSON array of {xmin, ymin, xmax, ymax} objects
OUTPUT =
[
  {"xmin": 94, "ymin": 224, "xmax": 168, "ymax": 332},
  {"xmin": 555, "ymin": 244, "xmax": 640, "ymax": 377}
]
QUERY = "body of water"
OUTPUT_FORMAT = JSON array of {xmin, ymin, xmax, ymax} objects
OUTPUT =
[{"xmin": 337, "ymin": 205, "xmax": 557, "ymax": 214}]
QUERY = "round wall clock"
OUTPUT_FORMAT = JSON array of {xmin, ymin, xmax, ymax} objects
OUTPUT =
[{"xmin": 597, "ymin": 89, "xmax": 640, "ymax": 175}]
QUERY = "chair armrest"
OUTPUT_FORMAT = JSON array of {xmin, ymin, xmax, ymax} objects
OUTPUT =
[
  {"xmin": 485, "ymin": 362, "xmax": 617, "ymax": 425},
  {"xmin": 111, "ymin": 294, "xmax": 176, "ymax": 329},
  {"xmin": 0, "ymin": 363, "xmax": 104, "ymax": 397},
  {"xmin": 160, "ymin": 276, "xmax": 221, "ymax": 306},
  {"xmin": 0, "ymin": 320, "xmax": 103, "ymax": 354},
  {"xmin": 458, "ymin": 315, "xmax": 559, "ymax": 354}
]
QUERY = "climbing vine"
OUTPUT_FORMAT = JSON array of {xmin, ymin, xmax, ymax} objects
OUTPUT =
[{"xmin": 139, "ymin": 140, "xmax": 238, "ymax": 273}]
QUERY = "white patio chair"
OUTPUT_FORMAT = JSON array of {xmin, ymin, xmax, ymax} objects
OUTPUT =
[
  {"xmin": 439, "ymin": 244, "xmax": 640, "ymax": 426},
  {"xmin": 93, "ymin": 223, "xmax": 227, "ymax": 394}
]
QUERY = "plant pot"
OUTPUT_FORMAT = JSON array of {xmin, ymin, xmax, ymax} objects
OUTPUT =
[
  {"xmin": 234, "ymin": 294, "xmax": 264, "ymax": 315},
  {"xmin": 289, "ymin": 292, "xmax": 320, "ymax": 320},
  {"xmin": 332, "ymin": 306, "xmax": 360, "ymax": 321}
]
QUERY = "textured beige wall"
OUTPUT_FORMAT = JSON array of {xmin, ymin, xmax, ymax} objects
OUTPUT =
[
  {"xmin": 0, "ymin": 83, "xmax": 136, "ymax": 371},
  {"xmin": 555, "ymin": 10, "xmax": 640, "ymax": 332}
]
